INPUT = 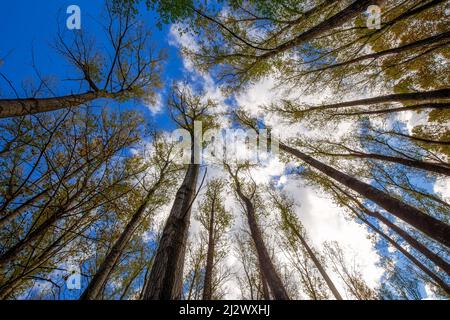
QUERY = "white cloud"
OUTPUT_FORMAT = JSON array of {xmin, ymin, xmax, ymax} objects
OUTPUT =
[
  {"xmin": 280, "ymin": 176, "xmax": 384, "ymax": 291},
  {"xmin": 144, "ymin": 92, "xmax": 163, "ymax": 115}
]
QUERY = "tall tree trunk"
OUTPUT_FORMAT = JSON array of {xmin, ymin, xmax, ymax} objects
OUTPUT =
[
  {"xmin": 307, "ymin": 31, "xmax": 450, "ymax": 73},
  {"xmin": 0, "ymin": 91, "xmax": 105, "ymax": 118},
  {"xmin": 143, "ymin": 164, "xmax": 199, "ymax": 300},
  {"xmin": 260, "ymin": 0, "xmax": 386, "ymax": 60},
  {"xmin": 80, "ymin": 183, "xmax": 161, "ymax": 300},
  {"xmin": 353, "ymin": 211, "xmax": 450, "ymax": 295},
  {"xmin": 239, "ymin": 190, "xmax": 289, "ymax": 299},
  {"xmin": 320, "ymin": 151, "xmax": 450, "ymax": 176},
  {"xmin": 365, "ymin": 210, "xmax": 450, "ymax": 276},
  {"xmin": 226, "ymin": 167, "xmax": 290, "ymax": 300},
  {"xmin": 285, "ymin": 219, "xmax": 343, "ymax": 300},
  {"xmin": 202, "ymin": 196, "xmax": 216, "ymax": 300},
  {"xmin": 302, "ymin": 89, "xmax": 450, "ymax": 113},
  {"xmin": 259, "ymin": 265, "xmax": 271, "ymax": 300},
  {"xmin": 279, "ymin": 143, "xmax": 450, "ymax": 247},
  {"xmin": 331, "ymin": 183, "xmax": 450, "ymax": 276}
]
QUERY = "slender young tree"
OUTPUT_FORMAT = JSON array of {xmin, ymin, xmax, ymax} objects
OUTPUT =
[
  {"xmin": 195, "ymin": 179, "xmax": 232, "ymax": 300},
  {"xmin": 268, "ymin": 188, "xmax": 343, "ymax": 300},
  {"xmin": 324, "ymin": 241, "xmax": 379, "ymax": 300}
]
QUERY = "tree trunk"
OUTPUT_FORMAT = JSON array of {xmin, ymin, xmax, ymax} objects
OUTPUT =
[
  {"xmin": 0, "ymin": 91, "xmax": 106, "ymax": 118},
  {"xmin": 308, "ymin": 31, "xmax": 450, "ymax": 73},
  {"xmin": 259, "ymin": 265, "xmax": 271, "ymax": 300},
  {"xmin": 260, "ymin": 0, "xmax": 386, "ymax": 60},
  {"xmin": 323, "ymin": 151, "xmax": 450, "ymax": 176},
  {"xmin": 365, "ymin": 210, "xmax": 450, "ymax": 276},
  {"xmin": 243, "ymin": 194, "xmax": 289, "ymax": 299},
  {"xmin": 142, "ymin": 164, "xmax": 199, "ymax": 300},
  {"xmin": 279, "ymin": 143, "xmax": 450, "ymax": 247},
  {"xmin": 303, "ymin": 89, "xmax": 450, "ymax": 113},
  {"xmin": 202, "ymin": 196, "xmax": 216, "ymax": 300},
  {"xmin": 285, "ymin": 219, "xmax": 343, "ymax": 300},
  {"xmin": 355, "ymin": 212, "xmax": 450, "ymax": 295},
  {"xmin": 80, "ymin": 184, "xmax": 160, "ymax": 300},
  {"xmin": 233, "ymin": 182, "xmax": 289, "ymax": 300}
]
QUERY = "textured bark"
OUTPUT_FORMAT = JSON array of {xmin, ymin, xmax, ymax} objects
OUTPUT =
[
  {"xmin": 259, "ymin": 265, "xmax": 271, "ymax": 300},
  {"xmin": 202, "ymin": 196, "xmax": 216, "ymax": 300},
  {"xmin": 0, "ymin": 91, "xmax": 105, "ymax": 118},
  {"xmin": 356, "ymin": 212, "xmax": 450, "ymax": 295},
  {"xmin": 364, "ymin": 210, "xmax": 450, "ymax": 276},
  {"xmin": 322, "ymin": 151, "xmax": 450, "ymax": 176},
  {"xmin": 307, "ymin": 31, "xmax": 450, "ymax": 73},
  {"xmin": 143, "ymin": 164, "xmax": 199, "ymax": 300},
  {"xmin": 280, "ymin": 143, "xmax": 450, "ymax": 247},
  {"xmin": 227, "ymin": 167, "xmax": 289, "ymax": 300},
  {"xmin": 238, "ymin": 189, "xmax": 289, "ymax": 300},
  {"xmin": 80, "ymin": 184, "xmax": 160, "ymax": 300},
  {"xmin": 303, "ymin": 89, "xmax": 450, "ymax": 113},
  {"xmin": 260, "ymin": 0, "xmax": 386, "ymax": 60},
  {"xmin": 285, "ymin": 219, "xmax": 343, "ymax": 300}
]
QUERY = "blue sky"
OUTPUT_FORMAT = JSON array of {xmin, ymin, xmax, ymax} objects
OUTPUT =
[{"xmin": 0, "ymin": 0, "xmax": 182, "ymax": 131}]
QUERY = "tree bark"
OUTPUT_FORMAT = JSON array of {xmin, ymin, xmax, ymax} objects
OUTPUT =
[
  {"xmin": 260, "ymin": 0, "xmax": 386, "ymax": 60},
  {"xmin": 0, "ymin": 91, "xmax": 106, "ymax": 118},
  {"xmin": 226, "ymin": 166, "xmax": 289, "ymax": 300},
  {"xmin": 355, "ymin": 211, "xmax": 450, "ymax": 295},
  {"xmin": 279, "ymin": 143, "xmax": 450, "ymax": 247},
  {"xmin": 142, "ymin": 164, "xmax": 199, "ymax": 300},
  {"xmin": 321, "ymin": 150, "xmax": 450, "ymax": 176},
  {"xmin": 285, "ymin": 219, "xmax": 343, "ymax": 300},
  {"xmin": 80, "ymin": 183, "xmax": 160, "ymax": 300},
  {"xmin": 202, "ymin": 196, "xmax": 216, "ymax": 300},
  {"xmin": 259, "ymin": 265, "xmax": 271, "ymax": 300},
  {"xmin": 302, "ymin": 89, "xmax": 450, "ymax": 113},
  {"xmin": 240, "ymin": 190, "xmax": 289, "ymax": 299}
]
